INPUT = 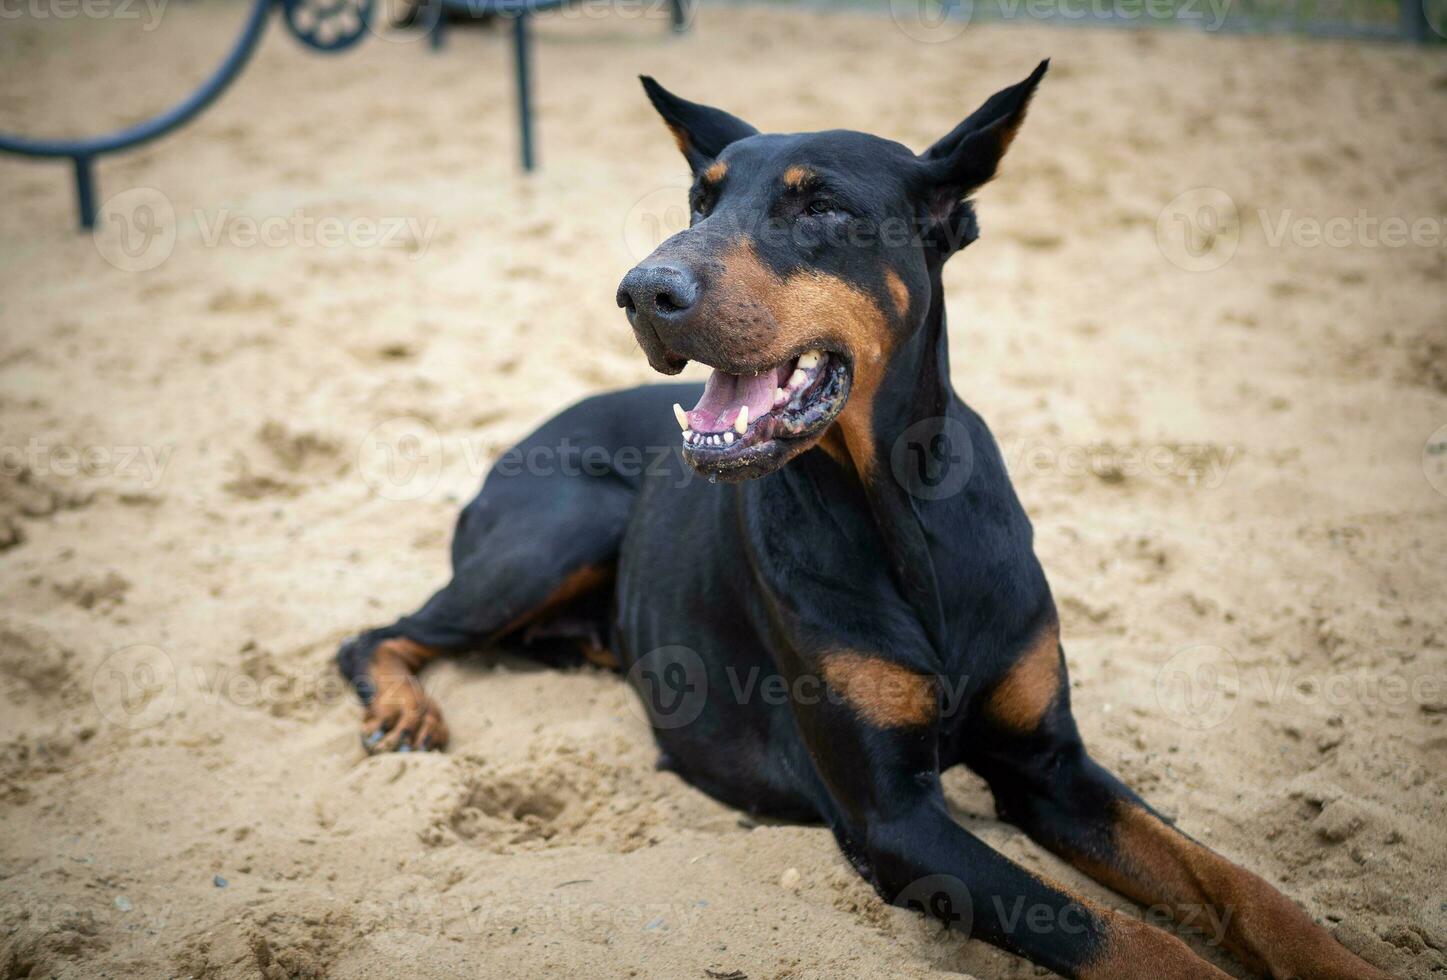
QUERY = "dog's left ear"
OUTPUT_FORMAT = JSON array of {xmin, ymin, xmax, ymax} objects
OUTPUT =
[
  {"xmin": 915, "ymin": 60, "xmax": 1049, "ymax": 256},
  {"xmin": 640, "ymin": 76, "xmax": 759, "ymax": 173}
]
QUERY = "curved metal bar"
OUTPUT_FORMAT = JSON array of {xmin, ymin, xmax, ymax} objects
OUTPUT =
[
  {"xmin": 0, "ymin": 0, "xmax": 271, "ymax": 227},
  {"xmin": 0, "ymin": 0, "xmax": 271, "ymax": 159}
]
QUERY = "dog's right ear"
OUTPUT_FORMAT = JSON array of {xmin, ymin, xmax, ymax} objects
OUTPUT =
[{"xmin": 640, "ymin": 77, "xmax": 758, "ymax": 173}]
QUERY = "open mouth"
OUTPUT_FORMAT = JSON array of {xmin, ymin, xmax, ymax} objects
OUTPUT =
[{"xmin": 671, "ymin": 349, "xmax": 851, "ymax": 480}]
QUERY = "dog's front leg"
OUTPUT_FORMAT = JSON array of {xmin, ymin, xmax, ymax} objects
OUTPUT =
[{"xmin": 782, "ymin": 650, "xmax": 1230, "ymax": 979}]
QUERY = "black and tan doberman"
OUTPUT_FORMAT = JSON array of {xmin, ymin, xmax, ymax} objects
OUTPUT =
[{"xmin": 337, "ymin": 64, "xmax": 1392, "ymax": 979}]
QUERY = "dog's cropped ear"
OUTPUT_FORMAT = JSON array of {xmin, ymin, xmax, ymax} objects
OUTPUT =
[
  {"xmin": 915, "ymin": 60, "xmax": 1048, "ymax": 256},
  {"xmin": 640, "ymin": 76, "xmax": 759, "ymax": 173}
]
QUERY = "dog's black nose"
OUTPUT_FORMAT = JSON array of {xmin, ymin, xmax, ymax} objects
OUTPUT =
[{"xmin": 616, "ymin": 265, "xmax": 699, "ymax": 323}]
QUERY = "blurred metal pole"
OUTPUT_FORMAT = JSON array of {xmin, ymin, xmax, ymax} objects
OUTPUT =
[
  {"xmin": 1402, "ymin": 0, "xmax": 1432, "ymax": 40},
  {"xmin": 513, "ymin": 12, "xmax": 535, "ymax": 171}
]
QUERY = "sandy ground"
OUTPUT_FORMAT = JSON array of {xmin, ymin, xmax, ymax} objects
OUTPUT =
[{"xmin": 1, "ymin": 3, "xmax": 1445, "ymax": 977}]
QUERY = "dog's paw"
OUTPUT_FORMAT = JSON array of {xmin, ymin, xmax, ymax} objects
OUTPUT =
[{"xmin": 361, "ymin": 671, "xmax": 449, "ymax": 753}]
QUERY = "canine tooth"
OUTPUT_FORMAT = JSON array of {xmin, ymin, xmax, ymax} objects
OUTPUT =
[
  {"xmin": 734, "ymin": 405, "xmax": 749, "ymax": 433},
  {"xmin": 789, "ymin": 369, "xmax": 807, "ymax": 389},
  {"xmin": 682, "ymin": 428, "xmax": 692, "ymax": 441},
  {"xmin": 673, "ymin": 403, "xmax": 689, "ymax": 431},
  {"xmin": 724, "ymin": 431, "xmax": 735, "ymax": 444},
  {"xmin": 775, "ymin": 387, "xmax": 787, "ymax": 406},
  {"xmin": 797, "ymin": 350, "xmax": 820, "ymax": 369}
]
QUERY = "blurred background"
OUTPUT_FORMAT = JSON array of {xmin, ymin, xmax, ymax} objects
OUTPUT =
[{"xmin": 1, "ymin": 2, "xmax": 1444, "ymax": 978}]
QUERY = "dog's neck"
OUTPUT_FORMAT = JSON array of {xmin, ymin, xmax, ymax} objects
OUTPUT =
[{"xmin": 815, "ymin": 262, "xmax": 957, "ymax": 652}]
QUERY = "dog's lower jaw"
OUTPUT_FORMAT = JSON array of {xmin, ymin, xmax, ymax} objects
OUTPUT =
[{"xmin": 681, "ymin": 353, "xmax": 851, "ymax": 481}]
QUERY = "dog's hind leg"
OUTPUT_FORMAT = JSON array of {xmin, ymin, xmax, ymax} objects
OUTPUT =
[{"xmin": 339, "ymin": 459, "xmax": 635, "ymax": 753}]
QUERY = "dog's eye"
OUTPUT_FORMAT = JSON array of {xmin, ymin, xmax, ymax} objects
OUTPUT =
[{"xmin": 804, "ymin": 199, "xmax": 835, "ymax": 217}]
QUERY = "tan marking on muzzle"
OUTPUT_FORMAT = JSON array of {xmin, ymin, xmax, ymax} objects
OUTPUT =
[
  {"xmin": 714, "ymin": 242, "xmax": 893, "ymax": 481},
  {"xmin": 984, "ymin": 619, "xmax": 1061, "ymax": 734},
  {"xmin": 822, "ymin": 652, "xmax": 937, "ymax": 728}
]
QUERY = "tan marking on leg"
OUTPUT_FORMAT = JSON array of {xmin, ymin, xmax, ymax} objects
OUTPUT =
[
  {"xmin": 781, "ymin": 164, "xmax": 815, "ymax": 190},
  {"xmin": 365, "ymin": 638, "xmax": 450, "ymax": 752},
  {"xmin": 984, "ymin": 619, "xmax": 1061, "ymax": 734},
  {"xmin": 821, "ymin": 652, "xmax": 936, "ymax": 728},
  {"xmin": 498, "ymin": 564, "xmax": 614, "ymax": 638},
  {"xmin": 701, "ymin": 159, "xmax": 727, "ymax": 185},
  {"xmin": 579, "ymin": 641, "xmax": 621, "ymax": 670},
  {"xmin": 1080, "ymin": 911, "xmax": 1233, "ymax": 980},
  {"xmin": 883, "ymin": 268, "xmax": 910, "ymax": 319},
  {"xmin": 1073, "ymin": 801, "xmax": 1391, "ymax": 980},
  {"xmin": 372, "ymin": 637, "xmax": 443, "ymax": 674}
]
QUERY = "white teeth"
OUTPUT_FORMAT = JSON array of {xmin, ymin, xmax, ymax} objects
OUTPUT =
[
  {"xmin": 797, "ymin": 350, "xmax": 820, "ymax": 370},
  {"xmin": 681, "ymin": 428, "xmax": 692, "ymax": 441},
  {"xmin": 734, "ymin": 405, "xmax": 749, "ymax": 433},
  {"xmin": 788, "ymin": 369, "xmax": 807, "ymax": 389},
  {"xmin": 775, "ymin": 387, "xmax": 787, "ymax": 407},
  {"xmin": 724, "ymin": 431, "xmax": 735, "ymax": 444},
  {"xmin": 673, "ymin": 403, "xmax": 688, "ymax": 431}
]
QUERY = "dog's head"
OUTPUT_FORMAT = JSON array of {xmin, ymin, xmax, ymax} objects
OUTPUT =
[{"xmin": 618, "ymin": 62, "xmax": 1047, "ymax": 481}]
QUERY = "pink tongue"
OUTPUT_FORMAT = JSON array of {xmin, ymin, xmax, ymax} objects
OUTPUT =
[{"xmin": 686, "ymin": 366, "xmax": 788, "ymax": 433}]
